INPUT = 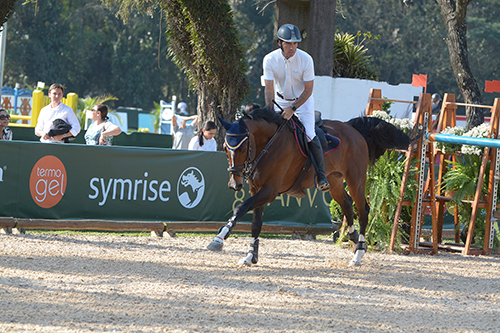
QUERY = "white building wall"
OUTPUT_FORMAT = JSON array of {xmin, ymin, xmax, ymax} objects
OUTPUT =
[{"xmin": 314, "ymin": 76, "xmax": 423, "ymax": 122}]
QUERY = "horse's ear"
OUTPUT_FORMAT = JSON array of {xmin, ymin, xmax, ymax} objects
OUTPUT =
[
  {"xmin": 218, "ymin": 116, "xmax": 231, "ymax": 130},
  {"xmin": 238, "ymin": 117, "xmax": 248, "ymax": 133}
]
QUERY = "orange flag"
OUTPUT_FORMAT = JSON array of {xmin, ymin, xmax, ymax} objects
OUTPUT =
[
  {"xmin": 485, "ymin": 80, "xmax": 500, "ymax": 93},
  {"xmin": 412, "ymin": 74, "xmax": 427, "ymax": 93}
]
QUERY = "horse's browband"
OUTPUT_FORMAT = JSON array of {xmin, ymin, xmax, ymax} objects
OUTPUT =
[{"xmin": 225, "ymin": 135, "xmax": 248, "ymax": 151}]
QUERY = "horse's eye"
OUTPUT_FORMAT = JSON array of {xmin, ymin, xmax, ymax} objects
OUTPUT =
[{"xmin": 241, "ymin": 147, "xmax": 247, "ymax": 154}]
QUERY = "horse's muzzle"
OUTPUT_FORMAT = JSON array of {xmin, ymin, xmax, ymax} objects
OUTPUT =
[{"xmin": 228, "ymin": 176, "xmax": 243, "ymax": 191}]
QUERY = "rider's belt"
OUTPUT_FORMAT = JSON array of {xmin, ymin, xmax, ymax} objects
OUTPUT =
[{"xmin": 277, "ymin": 92, "xmax": 298, "ymax": 101}]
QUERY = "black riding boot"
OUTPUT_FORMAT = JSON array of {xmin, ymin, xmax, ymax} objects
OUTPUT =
[{"xmin": 308, "ymin": 136, "xmax": 330, "ymax": 192}]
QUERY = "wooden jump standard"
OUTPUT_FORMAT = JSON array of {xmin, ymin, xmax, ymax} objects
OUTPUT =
[{"xmin": 390, "ymin": 93, "xmax": 500, "ymax": 255}]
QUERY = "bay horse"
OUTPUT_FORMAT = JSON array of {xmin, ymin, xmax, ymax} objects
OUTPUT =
[{"xmin": 207, "ymin": 107, "xmax": 410, "ymax": 266}]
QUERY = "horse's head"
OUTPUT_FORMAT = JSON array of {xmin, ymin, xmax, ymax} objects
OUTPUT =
[{"xmin": 219, "ymin": 116, "xmax": 253, "ymax": 191}]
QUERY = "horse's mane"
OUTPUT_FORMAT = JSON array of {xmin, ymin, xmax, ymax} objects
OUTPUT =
[{"xmin": 243, "ymin": 107, "xmax": 282, "ymax": 126}]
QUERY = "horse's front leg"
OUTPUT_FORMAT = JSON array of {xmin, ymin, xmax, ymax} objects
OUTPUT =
[
  {"xmin": 207, "ymin": 194, "xmax": 259, "ymax": 251},
  {"xmin": 238, "ymin": 204, "xmax": 264, "ymax": 266}
]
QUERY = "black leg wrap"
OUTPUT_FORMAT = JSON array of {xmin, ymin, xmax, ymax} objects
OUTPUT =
[
  {"xmin": 355, "ymin": 241, "xmax": 367, "ymax": 252},
  {"xmin": 249, "ymin": 238, "xmax": 259, "ymax": 264},
  {"xmin": 348, "ymin": 230, "xmax": 359, "ymax": 244}
]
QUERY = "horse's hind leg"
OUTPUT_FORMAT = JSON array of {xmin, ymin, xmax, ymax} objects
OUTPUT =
[
  {"xmin": 328, "ymin": 177, "xmax": 356, "ymax": 238},
  {"xmin": 238, "ymin": 204, "xmax": 264, "ymax": 266},
  {"xmin": 347, "ymin": 182, "xmax": 370, "ymax": 267}
]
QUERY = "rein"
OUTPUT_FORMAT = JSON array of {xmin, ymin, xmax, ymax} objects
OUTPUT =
[
  {"xmin": 228, "ymin": 109, "xmax": 289, "ymax": 181},
  {"xmin": 243, "ymin": 118, "xmax": 288, "ymax": 180}
]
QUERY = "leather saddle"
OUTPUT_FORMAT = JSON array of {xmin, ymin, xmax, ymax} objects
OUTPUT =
[
  {"xmin": 283, "ymin": 111, "xmax": 341, "ymax": 198},
  {"xmin": 289, "ymin": 111, "xmax": 340, "ymax": 158}
]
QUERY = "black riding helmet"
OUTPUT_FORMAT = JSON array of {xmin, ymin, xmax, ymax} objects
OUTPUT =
[{"xmin": 277, "ymin": 24, "xmax": 302, "ymax": 43}]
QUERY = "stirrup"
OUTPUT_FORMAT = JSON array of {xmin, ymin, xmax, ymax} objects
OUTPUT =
[{"xmin": 316, "ymin": 175, "xmax": 330, "ymax": 192}]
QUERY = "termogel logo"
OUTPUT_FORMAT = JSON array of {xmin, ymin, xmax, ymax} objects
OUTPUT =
[
  {"xmin": 30, "ymin": 156, "xmax": 67, "ymax": 208},
  {"xmin": 177, "ymin": 167, "xmax": 205, "ymax": 208}
]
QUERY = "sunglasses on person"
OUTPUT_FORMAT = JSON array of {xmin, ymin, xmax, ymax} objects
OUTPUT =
[{"xmin": 0, "ymin": 115, "xmax": 10, "ymax": 120}]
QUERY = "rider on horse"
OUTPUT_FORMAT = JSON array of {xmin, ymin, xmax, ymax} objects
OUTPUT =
[{"xmin": 263, "ymin": 23, "xmax": 329, "ymax": 192}]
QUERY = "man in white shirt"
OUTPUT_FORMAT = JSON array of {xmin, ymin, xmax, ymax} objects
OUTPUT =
[
  {"xmin": 263, "ymin": 24, "xmax": 329, "ymax": 191},
  {"xmin": 35, "ymin": 83, "xmax": 81, "ymax": 143}
]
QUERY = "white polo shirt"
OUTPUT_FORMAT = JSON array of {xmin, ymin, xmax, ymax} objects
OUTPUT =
[
  {"xmin": 263, "ymin": 48, "xmax": 315, "ymax": 100},
  {"xmin": 188, "ymin": 136, "xmax": 217, "ymax": 151},
  {"xmin": 35, "ymin": 102, "xmax": 81, "ymax": 143}
]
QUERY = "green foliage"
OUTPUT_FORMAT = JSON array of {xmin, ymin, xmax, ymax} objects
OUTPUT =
[
  {"xmin": 330, "ymin": 150, "xmax": 418, "ymax": 250},
  {"xmin": 440, "ymin": 154, "xmax": 499, "ymax": 249},
  {"xmin": 150, "ymin": 101, "xmax": 162, "ymax": 133},
  {"xmin": 334, "ymin": 0, "xmax": 500, "ymax": 107},
  {"xmin": 365, "ymin": 150, "xmax": 417, "ymax": 249},
  {"xmin": 333, "ymin": 31, "xmax": 379, "ymax": 80},
  {"xmin": 232, "ymin": 1, "xmax": 274, "ymax": 106},
  {"xmin": 441, "ymin": 155, "xmax": 489, "ymax": 204},
  {"xmin": 5, "ymin": 0, "xmax": 189, "ymax": 111}
]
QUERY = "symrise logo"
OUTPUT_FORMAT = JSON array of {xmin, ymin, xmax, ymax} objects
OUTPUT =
[
  {"xmin": 177, "ymin": 167, "xmax": 205, "ymax": 209},
  {"xmin": 29, "ymin": 156, "xmax": 67, "ymax": 208}
]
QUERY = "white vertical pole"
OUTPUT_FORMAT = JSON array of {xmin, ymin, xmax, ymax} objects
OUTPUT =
[{"xmin": 0, "ymin": 22, "xmax": 7, "ymax": 103}]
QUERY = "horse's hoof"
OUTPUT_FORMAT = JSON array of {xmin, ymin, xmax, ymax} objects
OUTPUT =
[
  {"xmin": 207, "ymin": 238, "xmax": 224, "ymax": 251},
  {"xmin": 238, "ymin": 253, "xmax": 254, "ymax": 266},
  {"xmin": 348, "ymin": 260, "xmax": 361, "ymax": 267}
]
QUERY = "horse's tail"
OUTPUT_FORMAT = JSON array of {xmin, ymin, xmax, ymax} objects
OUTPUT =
[{"xmin": 347, "ymin": 116, "xmax": 410, "ymax": 165}]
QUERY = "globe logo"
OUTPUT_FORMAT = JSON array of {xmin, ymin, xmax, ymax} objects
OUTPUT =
[{"xmin": 177, "ymin": 167, "xmax": 205, "ymax": 208}]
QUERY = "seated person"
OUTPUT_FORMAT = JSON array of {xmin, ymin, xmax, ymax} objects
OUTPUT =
[
  {"xmin": 0, "ymin": 109, "xmax": 12, "ymax": 140},
  {"xmin": 35, "ymin": 83, "xmax": 81, "ymax": 143},
  {"xmin": 172, "ymin": 114, "xmax": 198, "ymax": 150},
  {"xmin": 188, "ymin": 120, "xmax": 217, "ymax": 151},
  {"xmin": 85, "ymin": 104, "xmax": 122, "ymax": 145}
]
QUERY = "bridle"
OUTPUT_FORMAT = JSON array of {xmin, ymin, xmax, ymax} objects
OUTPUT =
[{"xmin": 226, "ymin": 118, "xmax": 289, "ymax": 181}]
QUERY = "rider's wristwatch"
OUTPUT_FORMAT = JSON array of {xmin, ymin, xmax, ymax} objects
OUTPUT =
[{"xmin": 291, "ymin": 105, "xmax": 297, "ymax": 112}]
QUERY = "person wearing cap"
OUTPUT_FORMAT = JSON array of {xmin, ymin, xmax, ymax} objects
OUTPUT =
[
  {"xmin": 172, "ymin": 113, "xmax": 198, "ymax": 150},
  {"xmin": 431, "ymin": 93, "xmax": 442, "ymax": 114},
  {"xmin": 177, "ymin": 100, "xmax": 188, "ymax": 116},
  {"xmin": 262, "ymin": 23, "xmax": 329, "ymax": 192},
  {"xmin": 35, "ymin": 83, "xmax": 81, "ymax": 143},
  {"xmin": 0, "ymin": 109, "xmax": 12, "ymax": 140}
]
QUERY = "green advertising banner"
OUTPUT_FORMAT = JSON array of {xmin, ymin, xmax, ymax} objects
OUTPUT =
[{"xmin": 0, "ymin": 141, "xmax": 333, "ymax": 227}]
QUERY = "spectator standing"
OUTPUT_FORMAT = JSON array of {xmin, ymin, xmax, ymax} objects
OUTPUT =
[
  {"xmin": 431, "ymin": 93, "xmax": 442, "ymax": 114},
  {"xmin": 172, "ymin": 114, "xmax": 198, "ymax": 150},
  {"xmin": 0, "ymin": 109, "xmax": 12, "ymax": 140},
  {"xmin": 177, "ymin": 100, "xmax": 188, "ymax": 116},
  {"xmin": 188, "ymin": 120, "xmax": 217, "ymax": 151},
  {"xmin": 35, "ymin": 83, "xmax": 81, "ymax": 143},
  {"xmin": 84, "ymin": 104, "xmax": 122, "ymax": 145}
]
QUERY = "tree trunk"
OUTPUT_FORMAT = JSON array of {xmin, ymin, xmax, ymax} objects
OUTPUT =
[
  {"xmin": 308, "ymin": 0, "xmax": 336, "ymax": 76},
  {"xmin": 437, "ymin": 0, "xmax": 483, "ymax": 130},
  {"xmin": 0, "ymin": 0, "xmax": 17, "ymax": 26}
]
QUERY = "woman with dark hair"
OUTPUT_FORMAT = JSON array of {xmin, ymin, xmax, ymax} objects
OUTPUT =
[
  {"xmin": 188, "ymin": 120, "xmax": 217, "ymax": 151},
  {"xmin": 0, "ymin": 109, "xmax": 12, "ymax": 140},
  {"xmin": 84, "ymin": 104, "xmax": 122, "ymax": 145}
]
